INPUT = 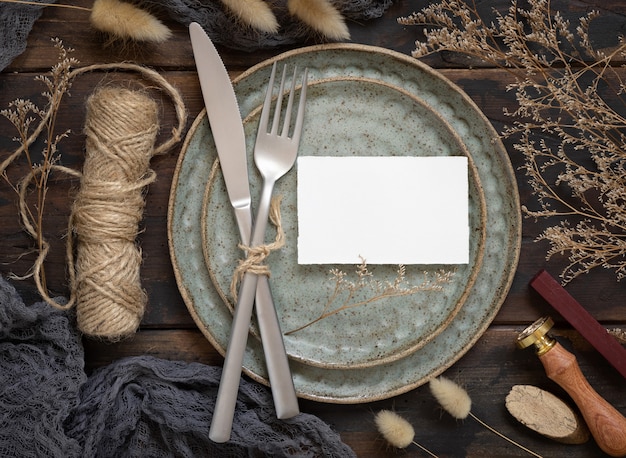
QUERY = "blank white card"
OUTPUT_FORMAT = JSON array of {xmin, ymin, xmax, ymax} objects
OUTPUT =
[{"xmin": 297, "ymin": 156, "xmax": 469, "ymax": 265}]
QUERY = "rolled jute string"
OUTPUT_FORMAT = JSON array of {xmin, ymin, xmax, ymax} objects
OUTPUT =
[
  {"xmin": 69, "ymin": 86, "xmax": 158, "ymax": 339},
  {"xmin": 1, "ymin": 62, "xmax": 186, "ymax": 177},
  {"xmin": 229, "ymin": 195, "xmax": 285, "ymax": 302},
  {"xmin": 10, "ymin": 63, "xmax": 186, "ymax": 341}
]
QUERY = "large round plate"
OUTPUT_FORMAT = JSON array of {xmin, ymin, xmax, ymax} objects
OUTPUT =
[
  {"xmin": 201, "ymin": 76, "xmax": 487, "ymax": 369},
  {"xmin": 168, "ymin": 44, "xmax": 521, "ymax": 402}
]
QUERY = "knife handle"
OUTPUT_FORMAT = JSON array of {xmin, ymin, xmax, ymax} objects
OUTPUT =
[
  {"xmin": 255, "ymin": 275, "xmax": 300, "ymax": 419},
  {"xmin": 209, "ymin": 270, "xmax": 259, "ymax": 443}
]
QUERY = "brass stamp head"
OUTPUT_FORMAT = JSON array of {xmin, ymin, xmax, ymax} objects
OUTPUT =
[{"xmin": 517, "ymin": 316, "xmax": 556, "ymax": 356}]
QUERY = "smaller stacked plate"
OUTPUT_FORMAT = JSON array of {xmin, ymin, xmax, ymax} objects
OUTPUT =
[{"xmin": 168, "ymin": 44, "xmax": 521, "ymax": 403}]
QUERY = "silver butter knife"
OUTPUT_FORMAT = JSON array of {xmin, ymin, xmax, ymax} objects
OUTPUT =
[{"xmin": 189, "ymin": 22, "xmax": 299, "ymax": 433}]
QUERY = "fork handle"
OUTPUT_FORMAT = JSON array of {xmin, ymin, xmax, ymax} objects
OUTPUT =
[
  {"xmin": 234, "ymin": 203, "xmax": 299, "ymax": 420},
  {"xmin": 255, "ymin": 276, "xmax": 299, "ymax": 419},
  {"xmin": 210, "ymin": 180, "xmax": 287, "ymax": 442}
]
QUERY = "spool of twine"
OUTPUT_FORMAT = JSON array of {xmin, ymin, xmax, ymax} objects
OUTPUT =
[{"xmin": 71, "ymin": 86, "xmax": 159, "ymax": 340}]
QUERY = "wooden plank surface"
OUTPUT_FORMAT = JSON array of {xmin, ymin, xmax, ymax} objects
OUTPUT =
[{"xmin": 1, "ymin": 0, "xmax": 625, "ymax": 456}]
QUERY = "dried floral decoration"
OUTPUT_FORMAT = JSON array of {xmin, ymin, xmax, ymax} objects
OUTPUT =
[
  {"xmin": 374, "ymin": 410, "xmax": 438, "ymax": 457},
  {"xmin": 286, "ymin": 259, "xmax": 453, "ymax": 334},
  {"xmin": 1, "ymin": 39, "xmax": 78, "ymax": 294},
  {"xmin": 220, "ymin": 0, "xmax": 349, "ymax": 39},
  {"xmin": 0, "ymin": 0, "xmax": 172, "ymax": 43},
  {"xmin": 287, "ymin": 0, "xmax": 350, "ymax": 40},
  {"xmin": 90, "ymin": 0, "xmax": 172, "ymax": 43},
  {"xmin": 430, "ymin": 376, "xmax": 543, "ymax": 457},
  {"xmin": 219, "ymin": 0, "xmax": 279, "ymax": 33},
  {"xmin": 399, "ymin": 0, "xmax": 626, "ymax": 283}
]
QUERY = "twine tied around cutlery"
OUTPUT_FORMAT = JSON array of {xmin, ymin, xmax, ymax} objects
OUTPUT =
[
  {"xmin": 12, "ymin": 63, "xmax": 186, "ymax": 341},
  {"xmin": 230, "ymin": 195, "xmax": 286, "ymax": 302}
]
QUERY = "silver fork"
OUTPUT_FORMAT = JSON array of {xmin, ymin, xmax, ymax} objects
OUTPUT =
[{"xmin": 209, "ymin": 63, "xmax": 308, "ymax": 443}]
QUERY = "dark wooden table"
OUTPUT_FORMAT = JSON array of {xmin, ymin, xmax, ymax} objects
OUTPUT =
[{"xmin": 1, "ymin": 1, "xmax": 624, "ymax": 456}]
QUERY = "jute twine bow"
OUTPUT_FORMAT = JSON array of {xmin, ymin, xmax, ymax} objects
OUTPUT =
[
  {"xmin": 6, "ymin": 63, "xmax": 186, "ymax": 341},
  {"xmin": 229, "ymin": 195, "xmax": 285, "ymax": 302}
]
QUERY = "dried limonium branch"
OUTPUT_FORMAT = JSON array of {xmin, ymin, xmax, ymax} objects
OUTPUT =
[
  {"xmin": 1, "ymin": 38, "xmax": 77, "ymax": 289},
  {"xmin": 430, "ymin": 376, "xmax": 543, "ymax": 457},
  {"xmin": 399, "ymin": 0, "xmax": 626, "ymax": 283},
  {"xmin": 374, "ymin": 410, "xmax": 439, "ymax": 457},
  {"xmin": 286, "ymin": 258, "xmax": 453, "ymax": 334}
]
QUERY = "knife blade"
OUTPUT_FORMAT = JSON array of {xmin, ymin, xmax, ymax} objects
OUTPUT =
[{"xmin": 189, "ymin": 22, "xmax": 299, "ymax": 440}]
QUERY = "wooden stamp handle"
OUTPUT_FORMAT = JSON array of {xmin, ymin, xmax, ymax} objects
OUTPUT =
[{"xmin": 539, "ymin": 343, "xmax": 626, "ymax": 457}]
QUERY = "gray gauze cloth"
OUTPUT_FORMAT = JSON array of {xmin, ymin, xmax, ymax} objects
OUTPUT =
[
  {"xmin": 0, "ymin": 277, "xmax": 356, "ymax": 457},
  {"xmin": 0, "ymin": 0, "xmax": 51, "ymax": 71}
]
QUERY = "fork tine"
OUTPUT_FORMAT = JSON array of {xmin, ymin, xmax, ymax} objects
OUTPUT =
[
  {"xmin": 270, "ymin": 64, "xmax": 287, "ymax": 136},
  {"xmin": 291, "ymin": 68, "xmax": 308, "ymax": 145},
  {"xmin": 259, "ymin": 62, "xmax": 277, "ymax": 135},
  {"xmin": 280, "ymin": 66, "xmax": 298, "ymax": 138}
]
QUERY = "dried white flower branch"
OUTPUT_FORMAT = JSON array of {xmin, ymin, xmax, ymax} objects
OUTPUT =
[
  {"xmin": 286, "ymin": 259, "xmax": 453, "ymax": 334},
  {"xmin": 1, "ymin": 38, "xmax": 78, "ymax": 291},
  {"xmin": 399, "ymin": 0, "xmax": 626, "ymax": 283}
]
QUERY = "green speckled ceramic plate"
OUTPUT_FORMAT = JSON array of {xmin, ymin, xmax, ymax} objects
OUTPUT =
[
  {"xmin": 201, "ymin": 76, "xmax": 486, "ymax": 369},
  {"xmin": 168, "ymin": 44, "xmax": 521, "ymax": 403}
]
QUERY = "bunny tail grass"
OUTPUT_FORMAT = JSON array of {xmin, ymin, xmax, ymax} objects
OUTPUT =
[
  {"xmin": 287, "ymin": 0, "xmax": 350, "ymax": 40},
  {"xmin": 220, "ymin": 0, "xmax": 279, "ymax": 33},
  {"xmin": 374, "ymin": 410, "xmax": 439, "ymax": 457},
  {"xmin": 375, "ymin": 410, "xmax": 415, "ymax": 449},
  {"xmin": 429, "ymin": 376, "xmax": 471, "ymax": 420},
  {"xmin": 430, "ymin": 377, "xmax": 543, "ymax": 457},
  {"xmin": 90, "ymin": 0, "xmax": 172, "ymax": 43}
]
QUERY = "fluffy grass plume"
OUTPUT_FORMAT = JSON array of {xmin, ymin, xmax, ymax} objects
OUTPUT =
[
  {"xmin": 374, "ymin": 410, "xmax": 438, "ymax": 457},
  {"xmin": 375, "ymin": 410, "xmax": 415, "ymax": 448},
  {"xmin": 90, "ymin": 0, "xmax": 172, "ymax": 43},
  {"xmin": 429, "ymin": 376, "xmax": 543, "ymax": 457},
  {"xmin": 287, "ymin": 0, "xmax": 350, "ymax": 40},
  {"xmin": 429, "ymin": 376, "xmax": 471, "ymax": 419},
  {"xmin": 220, "ymin": 0, "xmax": 279, "ymax": 33}
]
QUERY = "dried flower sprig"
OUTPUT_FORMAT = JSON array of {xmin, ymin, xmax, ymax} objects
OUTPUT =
[
  {"xmin": 286, "ymin": 259, "xmax": 453, "ymax": 334},
  {"xmin": 1, "ymin": 38, "xmax": 78, "ymax": 292},
  {"xmin": 430, "ymin": 376, "xmax": 543, "ymax": 457},
  {"xmin": 399, "ymin": 0, "xmax": 626, "ymax": 283},
  {"xmin": 374, "ymin": 410, "xmax": 438, "ymax": 457}
]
